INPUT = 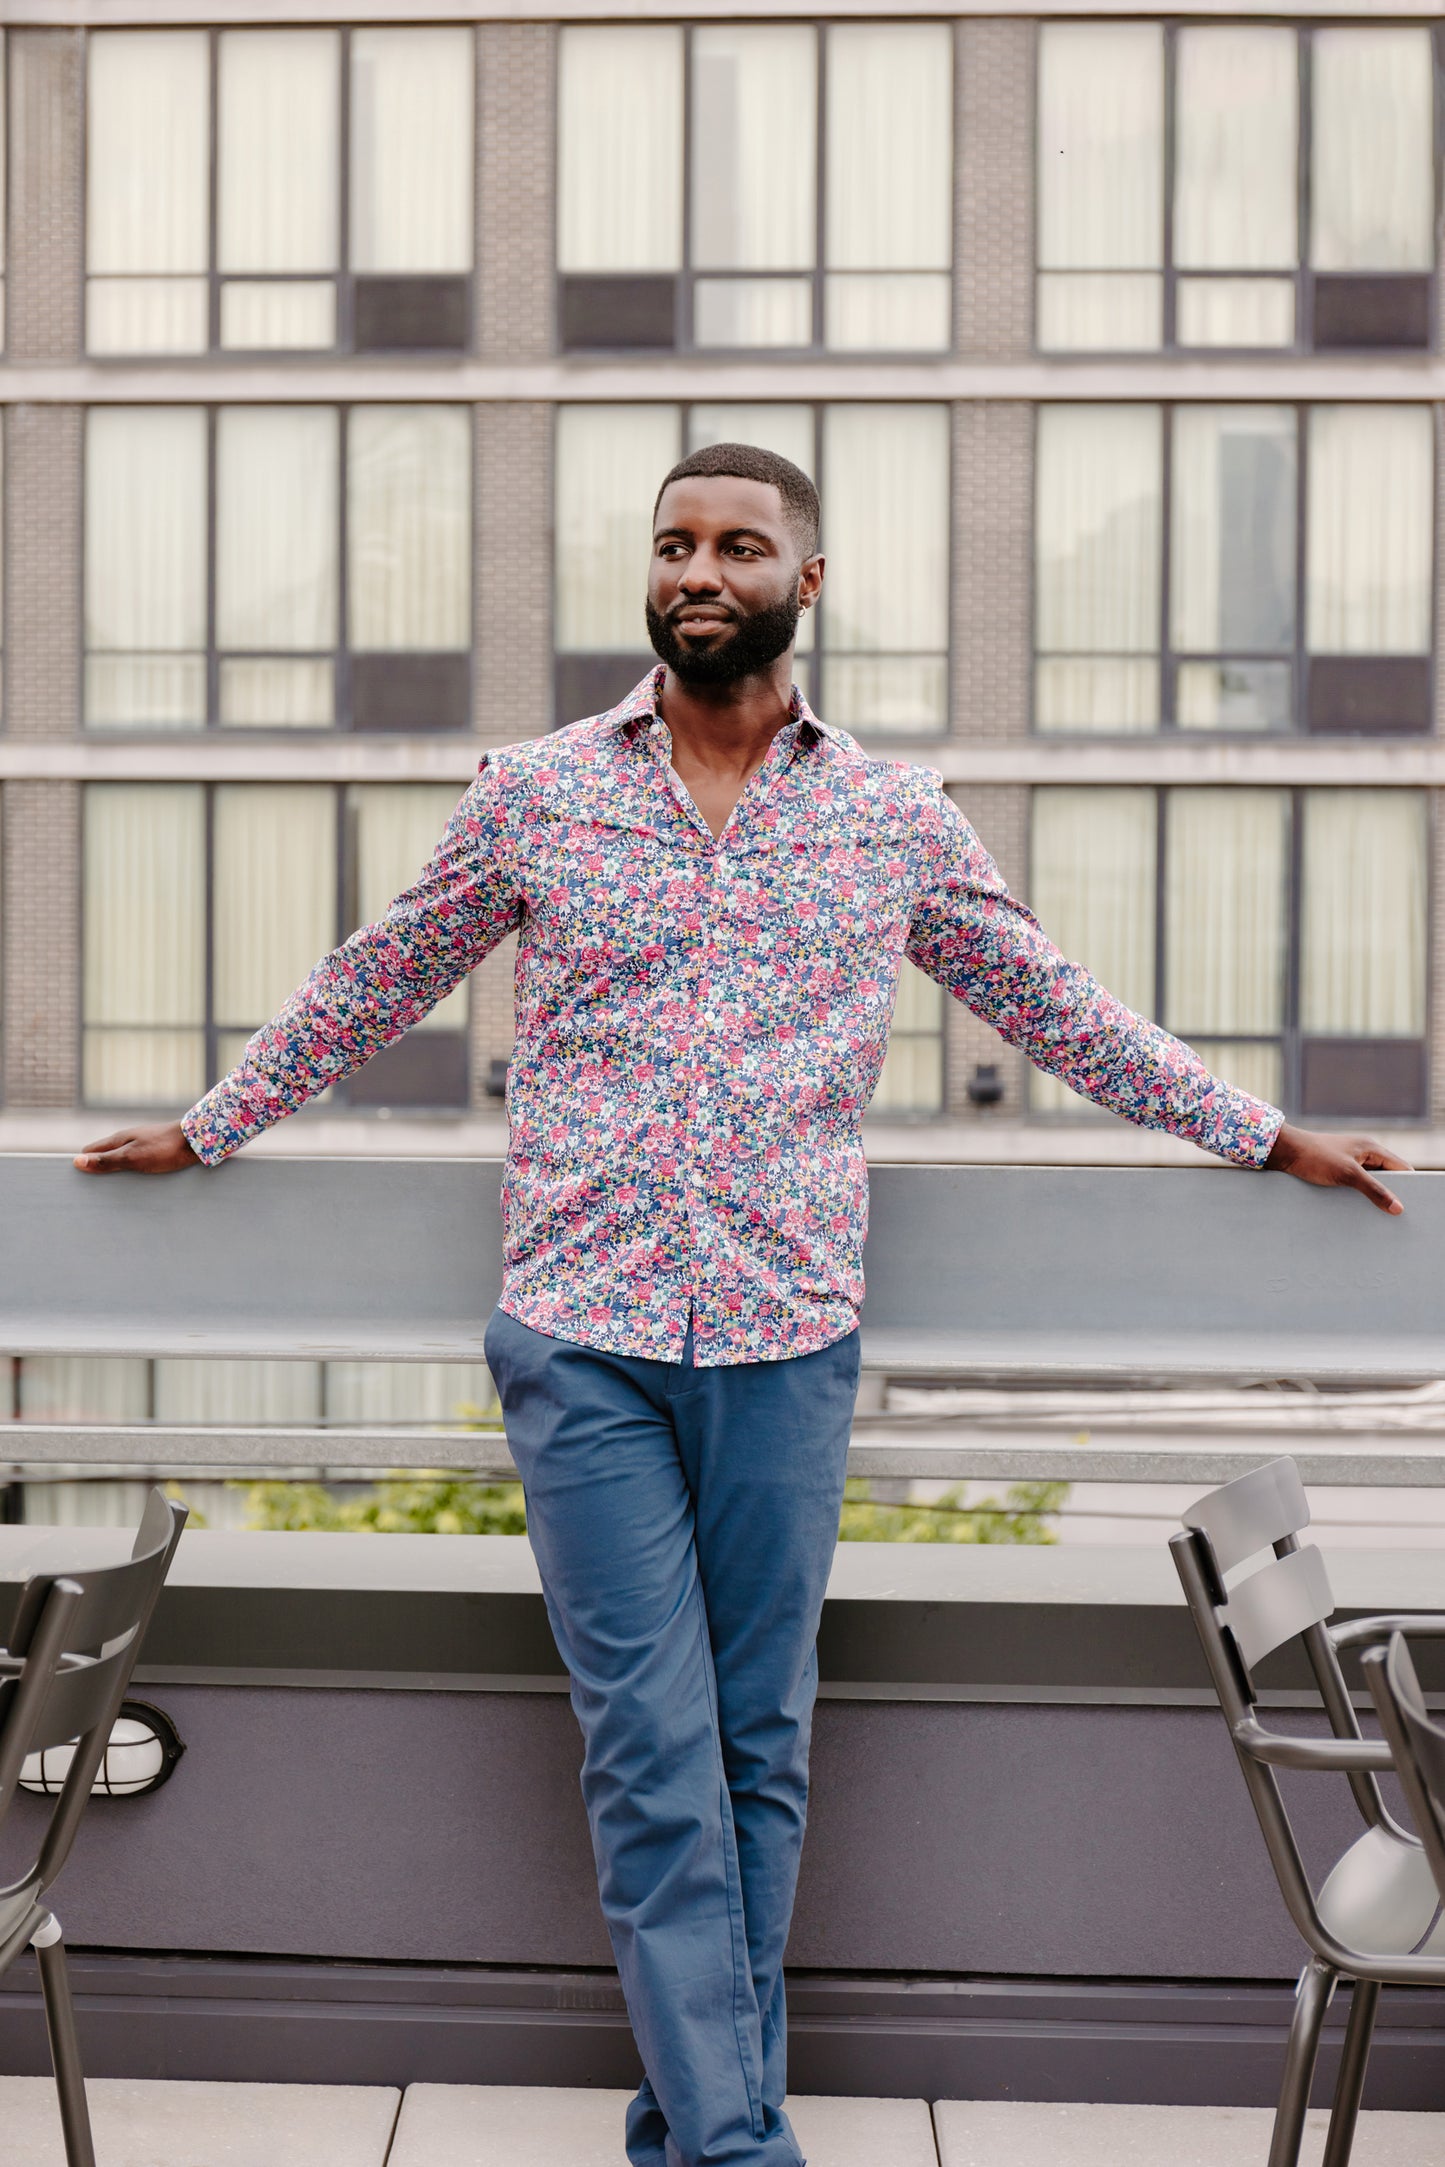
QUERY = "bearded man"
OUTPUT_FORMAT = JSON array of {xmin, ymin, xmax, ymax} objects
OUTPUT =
[{"xmin": 76, "ymin": 441, "xmax": 1407, "ymax": 2167}]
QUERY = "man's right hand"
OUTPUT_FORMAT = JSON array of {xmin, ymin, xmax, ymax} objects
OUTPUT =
[{"xmin": 73, "ymin": 1122, "xmax": 200, "ymax": 1175}]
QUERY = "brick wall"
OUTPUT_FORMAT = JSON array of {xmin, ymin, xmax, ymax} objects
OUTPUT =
[
  {"xmin": 942, "ymin": 782, "xmax": 1029, "ymax": 1119},
  {"xmin": 954, "ymin": 19, "xmax": 1034, "ymax": 361},
  {"xmin": 6, "ymin": 404, "xmax": 81, "ymax": 741},
  {"xmin": 477, "ymin": 24, "xmax": 555, "ymax": 366},
  {"xmin": 474, "ymin": 402, "xmax": 553, "ymax": 745},
  {"xmin": 8, "ymin": 31, "xmax": 83, "ymax": 364},
  {"xmin": 950, "ymin": 401, "xmax": 1033, "ymax": 742},
  {"xmin": 2, "ymin": 780, "xmax": 80, "ymax": 1106}
]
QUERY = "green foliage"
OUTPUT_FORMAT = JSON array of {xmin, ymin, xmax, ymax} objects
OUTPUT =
[
  {"xmin": 239, "ymin": 1474, "xmax": 527, "ymax": 1534},
  {"xmin": 837, "ymin": 1477, "xmax": 1067, "ymax": 1544}
]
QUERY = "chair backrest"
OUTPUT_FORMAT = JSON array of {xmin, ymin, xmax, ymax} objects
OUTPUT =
[
  {"xmin": 1172, "ymin": 1455, "xmax": 1388, "ymax": 1831},
  {"xmin": 0, "ymin": 1489, "xmax": 187, "ymax": 1909},
  {"xmin": 1363, "ymin": 1633, "xmax": 1445, "ymax": 1897}
]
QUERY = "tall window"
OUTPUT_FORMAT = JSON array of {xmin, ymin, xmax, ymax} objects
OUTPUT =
[
  {"xmin": 1037, "ymin": 24, "xmax": 1436, "ymax": 353},
  {"xmin": 1034, "ymin": 404, "xmax": 1434, "ymax": 736},
  {"xmin": 84, "ymin": 405, "xmax": 472, "ymax": 732},
  {"xmin": 557, "ymin": 23, "xmax": 953, "ymax": 353},
  {"xmin": 553, "ymin": 403, "xmax": 950, "ymax": 735},
  {"xmin": 1030, "ymin": 788, "xmax": 1429, "ymax": 1120},
  {"xmin": 85, "ymin": 28, "xmax": 475, "ymax": 356},
  {"xmin": 82, "ymin": 782, "xmax": 471, "ymax": 1111}
]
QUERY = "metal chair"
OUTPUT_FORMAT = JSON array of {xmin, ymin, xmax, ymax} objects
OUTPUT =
[
  {"xmin": 1171, "ymin": 1456, "xmax": 1445, "ymax": 2167},
  {"xmin": 0, "ymin": 1488, "xmax": 187, "ymax": 2167}
]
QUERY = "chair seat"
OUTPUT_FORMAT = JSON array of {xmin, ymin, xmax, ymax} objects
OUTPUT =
[{"xmin": 1319, "ymin": 1822, "xmax": 1445, "ymax": 1958}]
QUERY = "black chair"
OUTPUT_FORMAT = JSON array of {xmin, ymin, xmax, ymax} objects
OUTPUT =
[
  {"xmin": 1361, "ymin": 1630, "xmax": 1445, "ymax": 1905},
  {"xmin": 1171, "ymin": 1456, "xmax": 1445, "ymax": 2167},
  {"xmin": 0, "ymin": 1489, "xmax": 187, "ymax": 2167}
]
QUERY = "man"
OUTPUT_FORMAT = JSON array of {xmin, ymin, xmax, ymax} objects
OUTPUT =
[{"xmin": 77, "ymin": 442, "xmax": 1408, "ymax": 2167}]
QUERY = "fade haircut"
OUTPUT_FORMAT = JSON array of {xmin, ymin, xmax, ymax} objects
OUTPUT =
[{"xmin": 653, "ymin": 441, "xmax": 821, "ymax": 561}]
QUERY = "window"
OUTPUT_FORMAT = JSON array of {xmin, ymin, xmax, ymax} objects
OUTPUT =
[
  {"xmin": 82, "ymin": 781, "xmax": 471, "ymax": 1110},
  {"xmin": 84, "ymin": 405, "xmax": 472, "ymax": 732},
  {"xmin": 1029, "ymin": 787, "xmax": 1428, "ymax": 1120},
  {"xmin": 85, "ymin": 28, "xmax": 474, "ymax": 356},
  {"xmin": 1037, "ymin": 24, "xmax": 1435, "ymax": 353},
  {"xmin": 869, "ymin": 962, "xmax": 945, "ymax": 1118},
  {"xmin": 557, "ymin": 23, "xmax": 952, "ymax": 353},
  {"xmin": 1035, "ymin": 404, "xmax": 1434, "ymax": 736},
  {"xmin": 553, "ymin": 402, "xmax": 950, "ymax": 734}
]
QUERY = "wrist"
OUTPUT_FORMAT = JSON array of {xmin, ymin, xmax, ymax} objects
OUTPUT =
[{"xmin": 1266, "ymin": 1120, "xmax": 1304, "ymax": 1173}]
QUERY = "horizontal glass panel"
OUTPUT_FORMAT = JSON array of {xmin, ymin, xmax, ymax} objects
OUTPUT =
[
  {"xmin": 218, "ymin": 29, "xmax": 340, "ymax": 273},
  {"xmin": 350, "ymin": 28, "xmax": 474, "ymax": 276},
  {"xmin": 1037, "ymin": 25, "xmax": 1163, "ymax": 272},
  {"xmin": 1311, "ymin": 29, "xmax": 1434, "ymax": 272},
  {"xmin": 1173, "ymin": 29, "xmax": 1296, "ymax": 271},
  {"xmin": 1183, "ymin": 1040, "xmax": 1283, "ymax": 1109},
  {"xmin": 1175, "ymin": 663, "xmax": 1291, "ymax": 734},
  {"xmin": 557, "ymin": 27, "xmax": 682, "ymax": 273},
  {"xmin": 555, "ymin": 404, "xmax": 681, "ymax": 651},
  {"xmin": 153, "ymin": 1359, "xmax": 323, "ymax": 1424},
  {"xmin": 871, "ymin": 1034, "xmax": 943, "ymax": 1115},
  {"xmin": 1036, "ymin": 273, "xmax": 1161, "ymax": 352},
  {"xmin": 1175, "ymin": 278, "xmax": 1295, "ymax": 350},
  {"xmin": 1171, "ymin": 406, "xmax": 1296, "ymax": 655},
  {"xmin": 826, "ymin": 23, "xmax": 952, "ymax": 273},
  {"xmin": 87, "ymin": 31, "xmax": 209, "ymax": 275},
  {"xmin": 325, "ymin": 1361, "xmax": 494, "ymax": 1424},
  {"xmin": 219, "ymin": 659, "xmax": 334, "ymax": 728},
  {"xmin": 693, "ymin": 278, "xmax": 812, "ymax": 349},
  {"xmin": 219, "ymin": 280, "xmax": 335, "ymax": 350},
  {"xmin": 824, "ymin": 274, "xmax": 949, "ymax": 353},
  {"xmin": 820, "ymin": 656, "xmax": 946, "ymax": 734},
  {"xmin": 1307, "ymin": 406, "xmax": 1433, "ymax": 655},
  {"xmin": 1034, "ymin": 659, "xmax": 1160, "ymax": 735},
  {"xmin": 1302, "ymin": 790, "xmax": 1426, "ymax": 1035},
  {"xmin": 85, "ymin": 654, "xmax": 207, "ymax": 730},
  {"xmin": 87, "ymin": 277, "xmax": 208, "ymax": 355},
  {"xmin": 83, "ymin": 1029, "xmax": 206, "ymax": 1106},
  {"xmin": 1165, "ymin": 789, "xmax": 1288, "ymax": 1035},
  {"xmin": 691, "ymin": 27, "xmax": 815, "ymax": 272},
  {"xmin": 18, "ymin": 1358, "xmax": 150, "ymax": 1422}
]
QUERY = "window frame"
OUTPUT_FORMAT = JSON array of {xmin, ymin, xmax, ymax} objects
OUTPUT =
[
  {"xmin": 1030, "ymin": 400, "xmax": 1439, "ymax": 740},
  {"xmin": 555, "ymin": 19, "xmax": 957, "ymax": 359},
  {"xmin": 79, "ymin": 779, "xmax": 473, "ymax": 1113},
  {"xmin": 80, "ymin": 401, "xmax": 476, "ymax": 737},
  {"xmin": 81, "ymin": 24, "xmax": 477, "ymax": 361},
  {"xmin": 550, "ymin": 399, "xmax": 954, "ymax": 743},
  {"xmin": 1034, "ymin": 20, "xmax": 1441, "ymax": 359},
  {"xmin": 1026, "ymin": 783, "xmax": 1434, "ymax": 1122}
]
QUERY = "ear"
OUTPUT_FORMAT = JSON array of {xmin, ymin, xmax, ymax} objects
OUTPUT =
[{"xmin": 798, "ymin": 553, "xmax": 825, "ymax": 610}]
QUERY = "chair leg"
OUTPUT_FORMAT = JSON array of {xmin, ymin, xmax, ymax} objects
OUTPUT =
[
  {"xmin": 32, "ymin": 1915, "xmax": 97, "ymax": 2167},
  {"xmin": 1268, "ymin": 1957, "xmax": 1337, "ymax": 2167},
  {"xmin": 1321, "ymin": 1978, "xmax": 1380, "ymax": 2167}
]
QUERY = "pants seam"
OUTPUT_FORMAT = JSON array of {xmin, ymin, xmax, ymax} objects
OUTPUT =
[{"xmin": 691, "ymin": 1569, "xmax": 765, "ymax": 2145}]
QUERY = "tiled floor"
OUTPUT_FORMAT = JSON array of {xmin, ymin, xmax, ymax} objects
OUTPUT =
[{"xmin": 0, "ymin": 2079, "xmax": 1440, "ymax": 2166}]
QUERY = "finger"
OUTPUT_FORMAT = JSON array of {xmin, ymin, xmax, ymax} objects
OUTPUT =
[
  {"xmin": 72, "ymin": 1143, "xmax": 137, "ymax": 1174},
  {"xmin": 1344, "ymin": 1163, "xmax": 1403, "ymax": 1216},
  {"xmin": 1357, "ymin": 1144, "xmax": 1414, "ymax": 1173},
  {"xmin": 76, "ymin": 1131, "xmax": 133, "ymax": 1156}
]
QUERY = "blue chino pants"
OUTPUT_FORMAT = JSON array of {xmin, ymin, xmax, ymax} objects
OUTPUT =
[{"xmin": 482, "ymin": 1307, "xmax": 861, "ymax": 2167}]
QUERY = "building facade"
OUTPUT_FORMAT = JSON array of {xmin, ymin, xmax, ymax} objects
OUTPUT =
[{"xmin": 1, "ymin": 3, "xmax": 1442, "ymax": 1172}]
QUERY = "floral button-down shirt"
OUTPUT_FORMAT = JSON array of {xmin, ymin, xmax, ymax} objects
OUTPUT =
[{"xmin": 182, "ymin": 668, "xmax": 1285, "ymax": 1367}]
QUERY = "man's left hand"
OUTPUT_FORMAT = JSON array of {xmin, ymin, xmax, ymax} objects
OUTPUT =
[{"xmin": 1265, "ymin": 1122, "xmax": 1412, "ymax": 1216}]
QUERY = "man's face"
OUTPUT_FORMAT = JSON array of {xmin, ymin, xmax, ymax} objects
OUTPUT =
[{"xmin": 646, "ymin": 475, "xmax": 823, "ymax": 687}]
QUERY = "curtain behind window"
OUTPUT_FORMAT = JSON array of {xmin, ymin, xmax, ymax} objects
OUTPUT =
[
  {"xmin": 1312, "ymin": 30, "xmax": 1434, "ymax": 272},
  {"xmin": 347, "ymin": 785, "xmax": 468, "ymax": 1031},
  {"xmin": 1035, "ymin": 405, "xmax": 1161, "ymax": 733},
  {"xmin": 1036, "ymin": 24, "xmax": 1163, "ymax": 350},
  {"xmin": 1307, "ymin": 407, "xmax": 1433, "ymax": 655},
  {"xmin": 1302, "ymin": 792, "xmax": 1426, "ymax": 1036},
  {"xmin": 212, "ymin": 784, "xmax": 336, "ymax": 1073},
  {"xmin": 350, "ymin": 29, "xmax": 473, "ymax": 274},
  {"xmin": 1029, "ymin": 788, "xmax": 1156, "ymax": 1113},
  {"xmin": 348, "ymin": 407, "xmax": 471, "ymax": 652},
  {"xmin": 1163, "ymin": 789, "xmax": 1288, "ymax": 1107},
  {"xmin": 557, "ymin": 27, "xmax": 683, "ymax": 274},
  {"xmin": 824, "ymin": 24, "xmax": 951, "ymax": 350},
  {"xmin": 83, "ymin": 782, "xmax": 205, "ymax": 1104},
  {"xmin": 218, "ymin": 30, "xmax": 339, "ymax": 273},
  {"xmin": 87, "ymin": 30, "xmax": 209, "ymax": 355},
  {"xmin": 216, "ymin": 407, "xmax": 338, "ymax": 729},
  {"xmin": 821, "ymin": 404, "xmax": 948, "ymax": 730},
  {"xmin": 85, "ymin": 407, "xmax": 207, "ymax": 728},
  {"xmin": 870, "ymin": 959, "xmax": 944, "ymax": 1115},
  {"xmin": 691, "ymin": 28, "xmax": 815, "ymax": 273},
  {"xmin": 555, "ymin": 405, "xmax": 681, "ymax": 652}
]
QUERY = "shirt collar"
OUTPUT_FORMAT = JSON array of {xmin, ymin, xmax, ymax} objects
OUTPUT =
[{"xmin": 605, "ymin": 665, "xmax": 844, "ymax": 749}]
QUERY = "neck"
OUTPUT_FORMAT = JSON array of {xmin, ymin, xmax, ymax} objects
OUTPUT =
[{"xmin": 657, "ymin": 654, "xmax": 796, "ymax": 777}]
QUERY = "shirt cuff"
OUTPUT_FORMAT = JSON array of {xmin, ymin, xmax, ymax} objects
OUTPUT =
[{"xmin": 1196, "ymin": 1085, "xmax": 1286, "ymax": 1170}]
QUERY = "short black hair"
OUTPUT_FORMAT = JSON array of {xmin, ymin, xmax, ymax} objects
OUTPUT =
[{"xmin": 653, "ymin": 441, "xmax": 820, "ymax": 559}]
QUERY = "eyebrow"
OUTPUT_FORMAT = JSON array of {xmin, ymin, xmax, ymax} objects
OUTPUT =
[{"xmin": 653, "ymin": 524, "xmax": 779, "ymax": 547}]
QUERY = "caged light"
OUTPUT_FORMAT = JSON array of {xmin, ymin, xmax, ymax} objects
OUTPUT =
[{"xmin": 19, "ymin": 1699, "xmax": 185, "ymax": 1799}]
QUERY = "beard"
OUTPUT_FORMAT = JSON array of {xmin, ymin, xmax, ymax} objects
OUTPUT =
[{"xmin": 645, "ymin": 589, "xmax": 802, "ymax": 686}]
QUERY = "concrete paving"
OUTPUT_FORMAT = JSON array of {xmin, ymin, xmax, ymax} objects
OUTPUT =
[
  {"xmin": 0, "ymin": 2076, "xmax": 401, "ymax": 2167},
  {"xmin": 933, "ymin": 2100, "xmax": 1445, "ymax": 2167},
  {"xmin": 387, "ymin": 2085, "xmax": 939, "ymax": 2166}
]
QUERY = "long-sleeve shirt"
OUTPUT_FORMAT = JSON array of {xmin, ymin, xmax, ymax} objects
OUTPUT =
[{"xmin": 181, "ymin": 668, "xmax": 1285, "ymax": 1367}]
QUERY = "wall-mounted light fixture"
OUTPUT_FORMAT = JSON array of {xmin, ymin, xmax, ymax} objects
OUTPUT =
[
  {"xmin": 966, "ymin": 1062, "xmax": 1005, "ymax": 1108},
  {"xmin": 19, "ymin": 1700, "xmax": 185, "ymax": 1798}
]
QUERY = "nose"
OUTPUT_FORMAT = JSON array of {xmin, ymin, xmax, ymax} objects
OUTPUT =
[{"xmin": 678, "ymin": 546, "xmax": 724, "ymax": 593}]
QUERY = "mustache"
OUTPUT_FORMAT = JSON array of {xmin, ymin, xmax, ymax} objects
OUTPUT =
[{"xmin": 666, "ymin": 600, "xmax": 739, "ymax": 625}]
